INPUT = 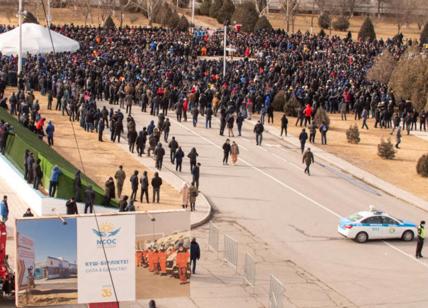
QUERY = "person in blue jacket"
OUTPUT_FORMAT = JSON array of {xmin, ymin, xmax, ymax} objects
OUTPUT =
[
  {"xmin": 45, "ymin": 121, "xmax": 55, "ymax": 146},
  {"xmin": 49, "ymin": 165, "xmax": 62, "ymax": 197}
]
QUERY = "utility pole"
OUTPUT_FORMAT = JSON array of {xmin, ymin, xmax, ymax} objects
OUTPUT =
[{"xmin": 18, "ymin": 0, "xmax": 23, "ymax": 75}]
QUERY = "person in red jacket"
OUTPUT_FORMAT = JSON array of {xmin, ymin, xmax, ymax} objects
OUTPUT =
[{"xmin": 303, "ymin": 104, "xmax": 312, "ymax": 126}]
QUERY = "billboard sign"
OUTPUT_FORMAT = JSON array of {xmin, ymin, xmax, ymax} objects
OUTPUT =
[{"xmin": 77, "ymin": 215, "xmax": 136, "ymax": 304}]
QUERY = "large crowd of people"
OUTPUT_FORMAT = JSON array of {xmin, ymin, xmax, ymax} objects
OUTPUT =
[{"xmin": 1, "ymin": 23, "xmax": 427, "ymax": 210}]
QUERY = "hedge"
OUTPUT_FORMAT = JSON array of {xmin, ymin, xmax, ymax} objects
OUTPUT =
[{"xmin": 0, "ymin": 108, "xmax": 115, "ymax": 207}]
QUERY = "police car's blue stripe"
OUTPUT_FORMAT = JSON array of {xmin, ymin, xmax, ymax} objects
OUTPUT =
[{"xmin": 346, "ymin": 223, "xmax": 416, "ymax": 227}]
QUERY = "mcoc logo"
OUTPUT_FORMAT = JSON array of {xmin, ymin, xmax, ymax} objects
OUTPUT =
[{"xmin": 92, "ymin": 223, "xmax": 121, "ymax": 247}]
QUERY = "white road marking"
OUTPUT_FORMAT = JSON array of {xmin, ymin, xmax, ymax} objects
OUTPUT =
[{"xmin": 172, "ymin": 118, "xmax": 428, "ymax": 269}]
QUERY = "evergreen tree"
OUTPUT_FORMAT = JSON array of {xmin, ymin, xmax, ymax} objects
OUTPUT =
[
  {"xmin": 416, "ymin": 154, "xmax": 428, "ymax": 177},
  {"xmin": 231, "ymin": 2, "xmax": 259, "ymax": 32},
  {"xmin": 199, "ymin": 0, "xmax": 212, "ymax": 16},
  {"xmin": 209, "ymin": 0, "xmax": 223, "ymax": 19},
  {"xmin": 216, "ymin": 0, "xmax": 235, "ymax": 24},
  {"xmin": 420, "ymin": 22, "xmax": 428, "ymax": 45},
  {"xmin": 358, "ymin": 17, "xmax": 376, "ymax": 41},
  {"xmin": 346, "ymin": 124, "xmax": 360, "ymax": 144},
  {"xmin": 377, "ymin": 138, "xmax": 395, "ymax": 159},
  {"xmin": 254, "ymin": 15, "xmax": 273, "ymax": 32}
]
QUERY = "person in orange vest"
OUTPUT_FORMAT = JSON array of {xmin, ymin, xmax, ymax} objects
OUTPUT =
[
  {"xmin": 136, "ymin": 251, "xmax": 143, "ymax": 267},
  {"xmin": 142, "ymin": 249, "xmax": 148, "ymax": 268},
  {"xmin": 147, "ymin": 247, "xmax": 154, "ymax": 272},
  {"xmin": 176, "ymin": 243, "xmax": 190, "ymax": 284},
  {"xmin": 158, "ymin": 245, "xmax": 168, "ymax": 276},
  {"xmin": 152, "ymin": 246, "xmax": 160, "ymax": 274}
]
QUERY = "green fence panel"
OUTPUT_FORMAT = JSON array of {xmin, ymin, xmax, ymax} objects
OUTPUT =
[{"xmin": 0, "ymin": 107, "xmax": 116, "ymax": 208}]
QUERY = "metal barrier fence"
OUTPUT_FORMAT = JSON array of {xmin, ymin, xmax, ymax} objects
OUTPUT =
[
  {"xmin": 243, "ymin": 253, "xmax": 256, "ymax": 287},
  {"xmin": 269, "ymin": 275, "xmax": 285, "ymax": 308},
  {"xmin": 208, "ymin": 222, "xmax": 219, "ymax": 252},
  {"xmin": 223, "ymin": 234, "xmax": 238, "ymax": 269}
]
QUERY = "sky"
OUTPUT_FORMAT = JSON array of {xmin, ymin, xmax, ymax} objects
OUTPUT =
[{"xmin": 17, "ymin": 218, "xmax": 77, "ymax": 264}]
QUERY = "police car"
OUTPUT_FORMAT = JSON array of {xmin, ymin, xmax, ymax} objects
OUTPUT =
[{"xmin": 338, "ymin": 206, "xmax": 417, "ymax": 243}]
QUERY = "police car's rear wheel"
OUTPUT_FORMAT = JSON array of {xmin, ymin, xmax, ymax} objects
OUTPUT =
[
  {"xmin": 355, "ymin": 232, "xmax": 368, "ymax": 243},
  {"xmin": 401, "ymin": 230, "xmax": 414, "ymax": 241}
]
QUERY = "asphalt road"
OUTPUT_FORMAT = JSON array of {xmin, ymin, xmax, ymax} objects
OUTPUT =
[{"xmin": 114, "ymin": 106, "xmax": 428, "ymax": 308}]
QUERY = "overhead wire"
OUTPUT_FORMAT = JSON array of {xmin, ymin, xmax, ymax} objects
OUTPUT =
[{"xmin": 38, "ymin": 0, "xmax": 120, "ymax": 305}]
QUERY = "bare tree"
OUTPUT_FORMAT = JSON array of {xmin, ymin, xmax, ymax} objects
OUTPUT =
[
  {"xmin": 125, "ymin": 0, "xmax": 164, "ymax": 24},
  {"xmin": 281, "ymin": 0, "xmax": 299, "ymax": 32}
]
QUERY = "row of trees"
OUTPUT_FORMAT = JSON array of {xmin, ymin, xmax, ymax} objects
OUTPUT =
[{"xmin": 199, "ymin": 0, "xmax": 272, "ymax": 32}]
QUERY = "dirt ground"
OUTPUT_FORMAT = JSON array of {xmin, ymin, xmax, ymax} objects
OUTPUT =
[
  {"xmin": 0, "ymin": 5, "xmax": 423, "ymax": 40},
  {"xmin": 136, "ymin": 266, "xmax": 189, "ymax": 299},
  {"xmin": 270, "ymin": 112, "xmax": 428, "ymax": 202},
  {"xmin": 4, "ymin": 88, "xmax": 182, "ymax": 211}
]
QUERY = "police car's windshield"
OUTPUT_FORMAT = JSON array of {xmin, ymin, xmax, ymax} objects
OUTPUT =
[{"xmin": 348, "ymin": 213, "xmax": 363, "ymax": 222}]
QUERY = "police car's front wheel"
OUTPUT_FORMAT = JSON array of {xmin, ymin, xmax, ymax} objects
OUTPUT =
[
  {"xmin": 355, "ymin": 232, "xmax": 368, "ymax": 243},
  {"xmin": 401, "ymin": 230, "xmax": 414, "ymax": 241}
]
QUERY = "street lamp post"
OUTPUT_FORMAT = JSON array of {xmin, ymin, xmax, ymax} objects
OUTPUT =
[
  {"xmin": 223, "ymin": 21, "xmax": 228, "ymax": 77},
  {"xmin": 191, "ymin": 0, "xmax": 195, "ymax": 29},
  {"xmin": 18, "ymin": 0, "xmax": 23, "ymax": 75},
  {"xmin": 47, "ymin": 0, "xmax": 52, "ymax": 27}
]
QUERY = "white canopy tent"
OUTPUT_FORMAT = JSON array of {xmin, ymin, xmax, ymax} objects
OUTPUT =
[{"xmin": 0, "ymin": 23, "xmax": 80, "ymax": 56}]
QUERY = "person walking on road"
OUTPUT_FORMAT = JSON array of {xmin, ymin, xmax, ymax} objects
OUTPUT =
[
  {"xmin": 361, "ymin": 108, "xmax": 369, "ymax": 129},
  {"xmin": 320, "ymin": 122, "xmax": 328, "ymax": 145},
  {"xmin": 192, "ymin": 163, "xmax": 200, "ymax": 189},
  {"xmin": 416, "ymin": 220, "xmax": 425, "ymax": 258},
  {"xmin": 302, "ymin": 148, "xmax": 315, "ymax": 176},
  {"xmin": 168, "ymin": 137, "xmax": 178, "ymax": 164},
  {"xmin": 190, "ymin": 238, "xmax": 200, "ymax": 274},
  {"xmin": 151, "ymin": 172, "xmax": 163, "ymax": 203},
  {"xmin": 309, "ymin": 122, "xmax": 317, "ymax": 143},
  {"xmin": 84, "ymin": 186, "xmax": 96, "ymax": 214},
  {"xmin": 114, "ymin": 165, "xmax": 126, "ymax": 198},
  {"xmin": 254, "ymin": 121, "xmax": 264, "ymax": 146},
  {"xmin": 395, "ymin": 127, "xmax": 402, "ymax": 149},
  {"xmin": 187, "ymin": 147, "xmax": 199, "ymax": 171},
  {"xmin": 299, "ymin": 128, "xmax": 308, "ymax": 153},
  {"xmin": 280, "ymin": 114, "xmax": 288, "ymax": 137},
  {"xmin": 154, "ymin": 143, "xmax": 165, "ymax": 170},
  {"xmin": 130, "ymin": 170, "xmax": 139, "ymax": 201},
  {"xmin": 140, "ymin": 171, "xmax": 149, "ymax": 203},
  {"xmin": 222, "ymin": 139, "xmax": 231, "ymax": 165},
  {"xmin": 175, "ymin": 147, "xmax": 185, "ymax": 172},
  {"xmin": 189, "ymin": 183, "xmax": 198, "ymax": 212},
  {"xmin": 98, "ymin": 118, "xmax": 105, "ymax": 142},
  {"xmin": 231, "ymin": 141, "xmax": 239, "ymax": 165}
]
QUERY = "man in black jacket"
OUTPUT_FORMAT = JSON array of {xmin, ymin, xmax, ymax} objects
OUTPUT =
[
  {"xmin": 253, "ymin": 121, "xmax": 264, "ymax": 146},
  {"xmin": 130, "ymin": 170, "xmax": 139, "ymax": 201},
  {"xmin": 222, "ymin": 139, "xmax": 231, "ymax": 165},
  {"xmin": 140, "ymin": 171, "xmax": 149, "ymax": 203},
  {"xmin": 192, "ymin": 163, "xmax": 200, "ymax": 189},
  {"xmin": 175, "ymin": 147, "xmax": 184, "ymax": 172},
  {"xmin": 154, "ymin": 143, "xmax": 165, "ymax": 170},
  {"xmin": 151, "ymin": 172, "xmax": 163, "ymax": 203},
  {"xmin": 190, "ymin": 238, "xmax": 200, "ymax": 274},
  {"xmin": 299, "ymin": 128, "xmax": 308, "ymax": 153},
  {"xmin": 168, "ymin": 136, "xmax": 178, "ymax": 163},
  {"xmin": 66, "ymin": 197, "xmax": 78, "ymax": 215},
  {"xmin": 84, "ymin": 186, "xmax": 96, "ymax": 214}
]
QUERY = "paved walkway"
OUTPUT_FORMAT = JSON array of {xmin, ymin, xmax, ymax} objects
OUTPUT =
[{"xmin": 97, "ymin": 101, "xmax": 212, "ymax": 228}]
